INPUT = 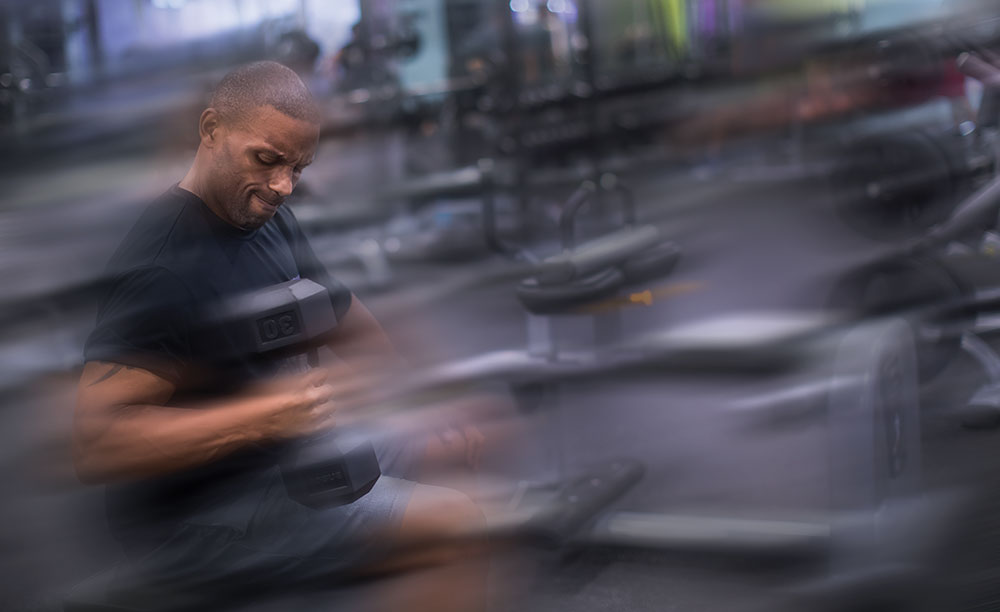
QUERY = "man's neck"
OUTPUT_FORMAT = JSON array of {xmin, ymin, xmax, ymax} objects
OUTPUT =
[{"xmin": 178, "ymin": 161, "xmax": 235, "ymax": 228}]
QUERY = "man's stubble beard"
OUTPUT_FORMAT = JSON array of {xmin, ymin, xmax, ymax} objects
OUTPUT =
[
  {"xmin": 213, "ymin": 152, "xmax": 268, "ymax": 230},
  {"xmin": 228, "ymin": 194, "xmax": 269, "ymax": 230}
]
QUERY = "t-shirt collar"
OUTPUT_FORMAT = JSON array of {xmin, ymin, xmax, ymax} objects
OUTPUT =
[{"xmin": 171, "ymin": 184, "xmax": 260, "ymax": 240}]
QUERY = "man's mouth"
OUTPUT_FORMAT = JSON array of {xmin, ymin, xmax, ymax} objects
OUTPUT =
[{"xmin": 252, "ymin": 193, "xmax": 282, "ymax": 211}]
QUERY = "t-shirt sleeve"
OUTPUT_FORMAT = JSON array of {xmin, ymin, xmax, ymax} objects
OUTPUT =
[
  {"xmin": 84, "ymin": 266, "xmax": 196, "ymax": 384},
  {"xmin": 279, "ymin": 208, "xmax": 353, "ymax": 322}
]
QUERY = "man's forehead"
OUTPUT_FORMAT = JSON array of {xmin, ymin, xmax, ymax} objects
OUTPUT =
[
  {"xmin": 241, "ymin": 103, "xmax": 317, "ymax": 125},
  {"xmin": 235, "ymin": 106, "xmax": 318, "ymax": 154}
]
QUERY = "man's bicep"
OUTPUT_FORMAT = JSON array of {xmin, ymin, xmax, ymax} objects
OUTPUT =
[
  {"xmin": 74, "ymin": 362, "xmax": 179, "ymax": 483},
  {"xmin": 75, "ymin": 361, "xmax": 175, "ymax": 427}
]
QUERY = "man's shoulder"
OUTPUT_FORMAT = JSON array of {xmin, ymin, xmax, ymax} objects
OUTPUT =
[{"xmin": 106, "ymin": 186, "xmax": 202, "ymax": 274}]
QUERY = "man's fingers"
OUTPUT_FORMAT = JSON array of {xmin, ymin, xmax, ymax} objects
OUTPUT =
[
  {"xmin": 310, "ymin": 403, "xmax": 339, "ymax": 433},
  {"xmin": 326, "ymin": 374, "xmax": 384, "ymax": 409},
  {"xmin": 306, "ymin": 383, "xmax": 336, "ymax": 406},
  {"xmin": 302, "ymin": 368, "xmax": 328, "ymax": 387},
  {"xmin": 250, "ymin": 368, "xmax": 326, "ymax": 397},
  {"xmin": 302, "ymin": 386, "xmax": 341, "ymax": 434},
  {"xmin": 328, "ymin": 374, "xmax": 374, "ymax": 394}
]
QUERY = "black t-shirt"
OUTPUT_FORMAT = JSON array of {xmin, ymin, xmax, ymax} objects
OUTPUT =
[{"xmin": 84, "ymin": 185, "xmax": 352, "ymax": 547}]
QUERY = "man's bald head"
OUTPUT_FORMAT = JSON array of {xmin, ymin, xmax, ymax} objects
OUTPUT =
[
  {"xmin": 209, "ymin": 61, "xmax": 320, "ymax": 127},
  {"xmin": 183, "ymin": 61, "xmax": 321, "ymax": 231}
]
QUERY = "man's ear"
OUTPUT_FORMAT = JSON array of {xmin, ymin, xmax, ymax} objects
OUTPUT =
[{"xmin": 198, "ymin": 108, "xmax": 223, "ymax": 147}]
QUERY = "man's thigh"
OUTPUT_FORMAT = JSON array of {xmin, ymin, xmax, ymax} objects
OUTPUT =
[
  {"xmin": 124, "ymin": 471, "xmax": 417, "ymax": 596},
  {"xmin": 235, "ymin": 477, "xmax": 487, "ymax": 580}
]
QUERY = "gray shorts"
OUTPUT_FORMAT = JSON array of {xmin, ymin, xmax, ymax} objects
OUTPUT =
[{"xmin": 115, "ymin": 432, "xmax": 425, "ymax": 604}]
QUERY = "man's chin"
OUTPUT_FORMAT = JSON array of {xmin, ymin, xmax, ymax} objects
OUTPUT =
[
  {"xmin": 243, "ymin": 215, "xmax": 272, "ymax": 230},
  {"xmin": 231, "ymin": 210, "xmax": 271, "ymax": 231},
  {"xmin": 235, "ymin": 202, "xmax": 277, "ymax": 230}
]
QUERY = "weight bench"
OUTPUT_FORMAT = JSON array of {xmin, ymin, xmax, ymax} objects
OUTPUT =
[
  {"xmin": 517, "ymin": 223, "xmax": 680, "ymax": 316},
  {"xmin": 485, "ymin": 183, "xmax": 681, "ymax": 539},
  {"xmin": 515, "ymin": 179, "xmax": 681, "ymax": 346}
]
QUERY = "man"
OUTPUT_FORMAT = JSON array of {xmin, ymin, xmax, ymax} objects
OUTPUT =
[{"xmin": 74, "ymin": 61, "xmax": 489, "ymax": 610}]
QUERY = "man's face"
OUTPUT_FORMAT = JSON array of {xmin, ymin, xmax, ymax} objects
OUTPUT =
[{"xmin": 208, "ymin": 105, "xmax": 319, "ymax": 230}]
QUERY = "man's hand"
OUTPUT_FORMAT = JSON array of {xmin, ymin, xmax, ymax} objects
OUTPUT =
[
  {"xmin": 247, "ymin": 368, "xmax": 337, "ymax": 439},
  {"xmin": 428, "ymin": 424, "xmax": 486, "ymax": 471},
  {"xmin": 249, "ymin": 363, "xmax": 378, "ymax": 439}
]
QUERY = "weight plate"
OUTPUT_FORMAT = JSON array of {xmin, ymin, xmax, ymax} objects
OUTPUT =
[
  {"xmin": 827, "ymin": 318, "xmax": 922, "ymax": 572},
  {"xmin": 828, "ymin": 255, "xmax": 970, "ymax": 383}
]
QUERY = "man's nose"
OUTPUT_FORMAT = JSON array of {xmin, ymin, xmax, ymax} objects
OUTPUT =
[{"xmin": 268, "ymin": 168, "xmax": 295, "ymax": 198}]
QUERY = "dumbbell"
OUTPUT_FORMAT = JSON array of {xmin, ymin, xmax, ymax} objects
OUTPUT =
[{"xmin": 209, "ymin": 278, "xmax": 381, "ymax": 509}]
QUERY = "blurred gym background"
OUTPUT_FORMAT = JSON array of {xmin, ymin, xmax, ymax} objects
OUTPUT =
[{"xmin": 3, "ymin": 1, "xmax": 1000, "ymax": 611}]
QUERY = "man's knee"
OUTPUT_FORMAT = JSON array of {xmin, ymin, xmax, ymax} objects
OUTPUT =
[
  {"xmin": 363, "ymin": 484, "xmax": 487, "ymax": 575},
  {"xmin": 401, "ymin": 484, "xmax": 486, "ymax": 542}
]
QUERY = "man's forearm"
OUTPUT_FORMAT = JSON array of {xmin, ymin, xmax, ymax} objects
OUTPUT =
[{"xmin": 74, "ymin": 394, "xmax": 287, "ymax": 484}]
